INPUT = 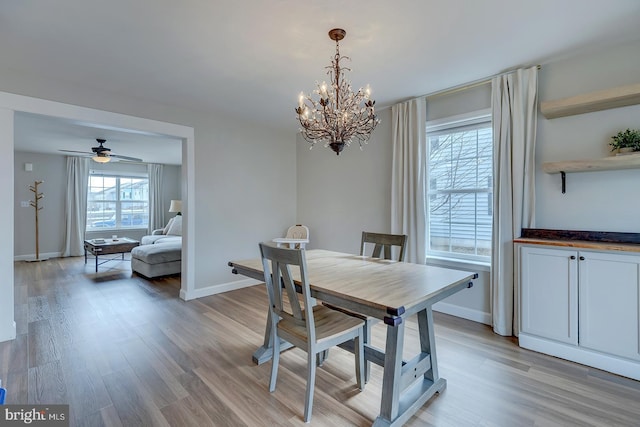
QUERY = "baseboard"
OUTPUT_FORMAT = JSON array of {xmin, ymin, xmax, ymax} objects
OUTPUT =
[
  {"xmin": 432, "ymin": 301, "xmax": 492, "ymax": 325},
  {"xmin": 0, "ymin": 321, "xmax": 16, "ymax": 343},
  {"xmin": 519, "ymin": 333, "xmax": 640, "ymax": 381},
  {"xmin": 180, "ymin": 277, "xmax": 262, "ymax": 300},
  {"xmin": 14, "ymin": 251, "xmax": 62, "ymax": 261}
]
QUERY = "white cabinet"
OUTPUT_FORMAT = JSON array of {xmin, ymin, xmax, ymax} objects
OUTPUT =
[
  {"xmin": 579, "ymin": 251, "xmax": 640, "ymax": 362},
  {"xmin": 520, "ymin": 246, "xmax": 578, "ymax": 345},
  {"xmin": 517, "ymin": 243, "xmax": 640, "ymax": 380}
]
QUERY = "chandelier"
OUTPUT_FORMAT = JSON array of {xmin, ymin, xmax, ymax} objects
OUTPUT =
[{"xmin": 296, "ymin": 28, "xmax": 379, "ymax": 155}]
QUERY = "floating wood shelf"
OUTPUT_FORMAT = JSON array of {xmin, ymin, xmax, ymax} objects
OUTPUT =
[
  {"xmin": 540, "ymin": 83, "xmax": 640, "ymax": 119},
  {"xmin": 542, "ymin": 154, "xmax": 640, "ymax": 174},
  {"xmin": 543, "ymin": 154, "xmax": 640, "ymax": 193}
]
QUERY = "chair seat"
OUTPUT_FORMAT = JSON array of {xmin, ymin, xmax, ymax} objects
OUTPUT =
[{"xmin": 279, "ymin": 305, "xmax": 364, "ymax": 345}]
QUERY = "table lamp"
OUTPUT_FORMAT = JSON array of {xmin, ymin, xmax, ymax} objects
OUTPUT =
[{"xmin": 169, "ymin": 200, "xmax": 182, "ymax": 216}]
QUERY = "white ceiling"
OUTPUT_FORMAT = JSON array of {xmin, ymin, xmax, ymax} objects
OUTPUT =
[
  {"xmin": 14, "ymin": 112, "xmax": 183, "ymax": 165},
  {"xmin": 4, "ymin": 0, "xmax": 640, "ymax": 162}
]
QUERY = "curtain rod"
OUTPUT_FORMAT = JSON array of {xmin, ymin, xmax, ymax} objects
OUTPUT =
[{"xmin": 381, "ymin": 65, "xmax": 541, "ymax": 110}]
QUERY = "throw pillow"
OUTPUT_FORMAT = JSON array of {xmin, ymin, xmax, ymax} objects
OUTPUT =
[
  {"xmin": 163, "ymin": 217, "xmax": 175, "ymax": 235},
  {"xmin": 166, "ymin": 215, "xmax": 182, "ymax": 236}
]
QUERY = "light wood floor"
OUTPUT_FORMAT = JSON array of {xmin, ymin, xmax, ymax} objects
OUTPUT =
[{"xmin": 1, "ymin": 257, "xmax": 639, "ymax": 426}]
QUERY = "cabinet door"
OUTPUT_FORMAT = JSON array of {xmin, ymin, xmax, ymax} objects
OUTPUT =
[
  {"xmin": 579, "ymin": 251, "xmax": 640, "ymax": 361},
  {"xmin": 520, "ymin": 246, "xmax": 578, "ymax": 344}
]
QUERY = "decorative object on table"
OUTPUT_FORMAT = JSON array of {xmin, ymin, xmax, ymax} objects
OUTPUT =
[
  {"xmin": 296, "ymin": 28, "xmax": 379, "ymax": 155},
  {"xmin": 28, "ymin": 180, "xmax": 45, "ymax": 262},
  {"xmin": 272, "ymin": 224, "xmax": 309, "ymax": 249},
  {"xmin": 609, "ymin": 128, "xmax": 640, "ymax": 154},
  {"xmin": 168, "ymin": 199, "xmax": 182, "ymax": 216},
  {"xmin": 59, "ymin": 138, "xmax": 143, "ymax": 163}
]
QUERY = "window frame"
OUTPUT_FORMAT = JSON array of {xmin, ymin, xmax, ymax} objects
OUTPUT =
[
  {"xmin": 426, "ymin": 109, "xmax": 492, "ymax": 265},
  {"xmin": 86, "ymin": 171, "xmax": 150, "ymax": 232}
]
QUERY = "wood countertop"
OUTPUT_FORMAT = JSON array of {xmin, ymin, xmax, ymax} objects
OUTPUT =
[
  {"xmin": 514, "ymin": 237, "xmax": 640, "ymax": 253},
  {"xmin": 515, "ymin": 228, "xmax": 640, "ymax": 253}
]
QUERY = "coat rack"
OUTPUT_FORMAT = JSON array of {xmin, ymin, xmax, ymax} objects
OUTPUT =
[{"xmin": 28, "ymin": 180, "xmax": 44, "ymax": 261}]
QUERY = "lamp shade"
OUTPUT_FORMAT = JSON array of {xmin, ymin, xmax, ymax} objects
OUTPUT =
[{"xmin": 168, "ymin": 200, "xmax": 182, "ymax": 213}]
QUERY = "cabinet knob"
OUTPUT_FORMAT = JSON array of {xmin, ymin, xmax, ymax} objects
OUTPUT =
[
  {"xmin": 579, "ymin": 256, "xmax": 585, "ymax": 261},
  {"xmin": 570, "ymin": 255, "xmax": 576, "ymax": 260}
]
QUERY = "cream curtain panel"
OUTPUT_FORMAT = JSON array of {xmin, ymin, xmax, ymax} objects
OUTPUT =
[
  {"xmin": 391, "ymin": 97, "xmax": 427, "ymax": 264},
  {"xmin": 147, "ymin": 163, "xmax": 164, "ymax": 233},
  {"xmin": 490, "ymin": 66, "xmax": 538, "ymax": 336},
  {"xmin": 61, "ymin": 156, "xmax": 89, "ymax": 257}
]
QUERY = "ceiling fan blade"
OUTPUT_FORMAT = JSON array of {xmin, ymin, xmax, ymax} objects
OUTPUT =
[
  {"xmin": 59, "ymin": 149, "xmax": 92, "ymax": 155},
  {"xmin": 110, "ymin": 154, "xmax": 143, "ymax": 162}
]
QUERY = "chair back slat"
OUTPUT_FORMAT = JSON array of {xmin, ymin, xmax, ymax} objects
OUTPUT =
[
  {"xmin": 361, "ymin": 231, "xmax": 408, "ymax": 262},
  {"xmin": 278, "ymin": 261, "xmax": 304, "ymax": 320},
  {"xmin": 259, "ymin": 243, "xmax": 315, "ymax": 342}
]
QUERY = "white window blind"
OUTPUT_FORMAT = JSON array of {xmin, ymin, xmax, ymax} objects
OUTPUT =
[{"xmin": 426, "ymin": 111, "xmax": 492, "ymax": 262}]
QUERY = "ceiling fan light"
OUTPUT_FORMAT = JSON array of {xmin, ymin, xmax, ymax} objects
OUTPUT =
[{"xmin": 92, "ymin": 155, "xmax": 111, "ymax": 163}]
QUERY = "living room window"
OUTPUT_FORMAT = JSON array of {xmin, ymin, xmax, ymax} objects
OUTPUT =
[
  {"xmin": 426, "ymin": 110, "xmax": 492, "ymax": 263},
  {"xmin": 86, "ymin": 173, "xmax": 150, "ymax": 231}
]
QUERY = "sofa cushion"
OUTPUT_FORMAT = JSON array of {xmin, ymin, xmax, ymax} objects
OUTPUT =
[
  {"xmin": 141, "ymin": 235, "xmax": 182, "ymax": 245},
  {"xmin": 166, "ymin": 215, "xmax": 182, "ymax": 236},
  {"xmin": 163, "ymin": 217, "xmax": 175, "ymax": 235},
  {"xmin": 132, "ymin": 258, "xmax": 180, "ymax": 278},
  {"xmin": 154, "ymin": 236, "xmax": 182, "ymax": 245},
  {"xmin": 141, "ymin": 235, "xmax": 168, "ymax": 245},
  {"xmin": 131, "ymin": 242, "xmax": 182, "ymax": 265}
]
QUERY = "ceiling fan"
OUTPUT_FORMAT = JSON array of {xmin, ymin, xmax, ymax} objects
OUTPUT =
[{"xmin": 59, "ymin": 139, "xmax": 143, "ymax": 163}]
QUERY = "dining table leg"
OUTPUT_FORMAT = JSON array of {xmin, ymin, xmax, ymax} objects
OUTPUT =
[
  {"xmin": 418, "ymin": 306, "xmax": 442, "ymax": 386},
  {"xmin": 375, "ymin": 318, "xmax": 405, "ymax": 426},
  {"xmin": 373, "ymin": 306, "xmax": 446, "ymax": 427}
]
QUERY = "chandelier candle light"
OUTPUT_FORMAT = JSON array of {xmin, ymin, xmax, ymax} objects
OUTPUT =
[{"xmin": 296, "ymin": 28, "xmax": 380, "ymax": 155}]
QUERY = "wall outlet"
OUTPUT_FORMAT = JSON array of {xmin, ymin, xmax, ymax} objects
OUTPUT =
[{"xmin": 20, "ymin": 201, "xmax": 29, "ymax": 207}]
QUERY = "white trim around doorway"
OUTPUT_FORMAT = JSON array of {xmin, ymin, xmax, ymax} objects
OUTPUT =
[{"xmin": 1, "ymin": 90, "xmax": 196, "ymax": 300}]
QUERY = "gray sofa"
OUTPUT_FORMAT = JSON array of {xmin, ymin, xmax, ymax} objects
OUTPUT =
[{"xmin": 131, "ymin": 217, "xmax": 182, "ymax": 278}]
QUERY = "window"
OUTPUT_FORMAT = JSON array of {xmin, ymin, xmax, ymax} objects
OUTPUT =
[
  {"xmin": 426, "ymin": 110, "xmax": 492, "ymax": 262},
  {"xmin": 87, "ymin": 174, "xmax": 149, "ymax": 231}
]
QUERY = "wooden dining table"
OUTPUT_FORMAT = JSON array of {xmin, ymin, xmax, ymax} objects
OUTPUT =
[{"xmin": 228, "ymin": 249, "xmax": 477, "ymax": 427}]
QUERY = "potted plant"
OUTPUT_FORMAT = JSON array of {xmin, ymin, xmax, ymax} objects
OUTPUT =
[{"xmin": 609, "ymin": 128, "xmax": 640, "ymax": 154}]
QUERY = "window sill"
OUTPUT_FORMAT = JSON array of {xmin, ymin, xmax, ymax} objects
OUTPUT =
[
  {"xmin": 86, "ymin": 227, "xmax": 149, "ymax": 233},
  {"xmin": 425, "ymin": 256, "xmax": 491, "ymax": 273}
]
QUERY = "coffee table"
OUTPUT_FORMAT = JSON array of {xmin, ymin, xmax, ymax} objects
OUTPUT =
[{"xmin": 84, "ymin": 238, "xmax": 140, "ymax": 272}]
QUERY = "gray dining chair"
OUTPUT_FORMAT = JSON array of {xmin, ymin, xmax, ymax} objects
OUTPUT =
[
  {"xmin": 258, "ymin": 242, "xmax": 365, "ymax": 423},
  {"xmin": 324, "ymin": 231, "xmax": 408, "ymax": 381},
  {"xmin": 361, "ymin": 231, "xmax": 408, "ymax": 261}
]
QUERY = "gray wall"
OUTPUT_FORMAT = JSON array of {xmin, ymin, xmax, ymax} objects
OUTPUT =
[
  {"xmin": 13, "ymin": 151, "xmax": 182, "ymax": 258},
  {"xmin": 296, "ymin": 111, "xmax": 393, "ymax": 254},
  {"xmin": 14, "ymin": 151, "xmax": 66, "ymax": 258},
  {"xmin": 535, "ymin": 39, "xmax": 640, "ymax": 232}
]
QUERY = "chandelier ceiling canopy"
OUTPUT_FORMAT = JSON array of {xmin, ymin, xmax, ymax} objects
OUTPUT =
[{"xmin": 296, "ymin": 28, "xmax": 380, "ymax": 155}]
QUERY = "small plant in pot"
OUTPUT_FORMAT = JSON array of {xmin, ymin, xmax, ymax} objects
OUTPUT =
[{"xmin": 609, "ymin": 128, "xmax": 640, "ymax": 154}]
